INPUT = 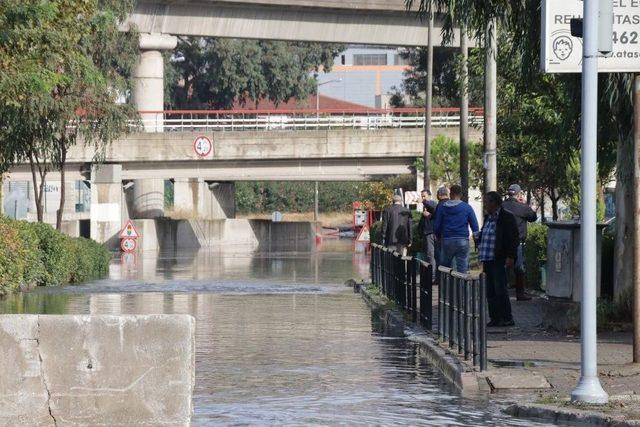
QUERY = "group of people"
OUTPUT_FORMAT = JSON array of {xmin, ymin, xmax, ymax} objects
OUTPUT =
[{"xmin": 381, "ymin": 184, "xmax": 537, "ymax": 328}]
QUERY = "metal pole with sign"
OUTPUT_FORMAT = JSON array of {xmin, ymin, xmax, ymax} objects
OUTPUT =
[
  {"xmin": 570, "ymin": 0, "xmax": 608, "ymax": 404},
  {"xmin": 542, "ymin": 0, "xmax": 640, "ymax": 375}
]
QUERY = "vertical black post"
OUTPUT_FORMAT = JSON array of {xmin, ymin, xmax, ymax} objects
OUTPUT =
[
  {"xmin": 438, "ymin": 268, "xmax": 444, "ymax": 340},
  {"xmin": 472, "ymin": 278, "xmax": 480, "ymax": 367},
  {"xmin": 443, "ymin": 271, "xmax": 449, "ymax": 342},
  {"xmin": 450, "ymin": 275, "xmax": 457, "ymax": 348},
  {"xmin": 411, "ymin": 259, "xmax": 418, "ymax": 323},
  {"xmin": 425, "ymin": 263, "xmax": 432, "ymax": 330},
  {"xmin": 480, "ymin": 273, "xmax": 488, "ymax": 371},
  {"xmin": 457, "ymin": 276, "xmax": 464, "ymax": 355},
  {"xmin": 464, "ymin": 279, "xmax": 472, "ymax": 360}
]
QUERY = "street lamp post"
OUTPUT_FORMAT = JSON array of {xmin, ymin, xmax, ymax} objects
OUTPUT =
[{"xmin": 316, "ymin": 78, "xmax": 343, "ymax": 124}]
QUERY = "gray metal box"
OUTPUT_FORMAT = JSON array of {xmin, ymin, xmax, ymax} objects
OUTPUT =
[{"xmin": 545, "ymin": 221, "xmax": 605, "ymax": 302}]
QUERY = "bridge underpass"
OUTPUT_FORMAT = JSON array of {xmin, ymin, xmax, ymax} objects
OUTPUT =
[{"xmin": 3, "ymin": 108, "xmax": 482, "ymax": 244}]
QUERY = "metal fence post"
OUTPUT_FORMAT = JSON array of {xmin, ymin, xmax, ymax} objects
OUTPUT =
[
  {"xmin": 438, "ymin": 268, "xmax": 444, "ymax": 340},
  {"xmin": 464, "ymin": 279, "xmax": 472, "ymax": 361},
  {"xmin": 472, "ymin": 277, "xmax": 480, "ymax": 367},
  {"xmin": 480, "ymin": 273, "xmax": 488, "ymax": 371}
]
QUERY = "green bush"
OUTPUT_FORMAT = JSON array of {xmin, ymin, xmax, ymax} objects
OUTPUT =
[
  {"xmin": 524, "ymin": 223, "xmax": 547, "ymax": 290},
  {"xmin": 30, "ymin": 222, "xmax": 74, "ymax": 286},
  {"xmin": 66, "ymin": 237, "xmax": 111, "ymax": 284},
  {"xmin": 13, "ymin": 220, "xmax": 46, "ymax": 286},
  {"xmin": 0, "ymin": 216, "xmax": 111, "ymax": 295},
  {"xmin": 0, "ymin": 219, "xmax": 26, "ymax": 296}
]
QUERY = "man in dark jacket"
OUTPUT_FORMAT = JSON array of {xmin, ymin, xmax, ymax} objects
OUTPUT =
[
  {"xmin": 418, "ymin": 189, "xmax": 438, "ymax": 282},
  {"xmin": 502, "ymin": 184, "xmax": 537, "ymax": 301},
  {"xmin": 382, "ymin": 195, "xmax": 412, "ymax": 256},
  {"xmin": 477, "ymin": 191, "xmax": 519, "ymax": 327}
]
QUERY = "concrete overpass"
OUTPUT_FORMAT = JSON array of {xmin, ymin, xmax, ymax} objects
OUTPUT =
[
  {"xmin": 3, "ymin": 109, "xmax": 482, "ymax": 243},
  {"xmin": 128, "ymin": 0, "xmax": 465, "ymax": 47}
]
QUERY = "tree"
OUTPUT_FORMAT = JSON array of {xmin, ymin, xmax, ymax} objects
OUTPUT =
[
  {"xmin": 413, "ymin": 136, "xmax": 483, "ymax": 188},
  {"xmin": 166, "ymin": 38, "xmax": 344, "ymax": 109},
  {"xmin": 395, "ymin": 47, "xmax": 483, "ymax": 108},
  {"xmin": 0, "ymin": 0, "xmax": 138, "ymax": 228}
]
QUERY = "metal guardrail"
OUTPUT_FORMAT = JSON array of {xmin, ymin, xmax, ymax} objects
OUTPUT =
[
  {"xmin": 437, "ymin": 266, "xmax": 487, "ymax": 371},
  {"xmin": 370, "ymin": 243, "xmax": 487, "ymax": 371},
  {"xmin": 133, "ymin": 108, "xmax": 485, "ymax": 132},
  {"xmin": 370, "ymin": 243, "xmax": 433, "ymax": 330}
]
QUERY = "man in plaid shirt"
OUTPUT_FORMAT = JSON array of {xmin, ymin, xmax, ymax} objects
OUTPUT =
[{"xmin": 477, "ymin": 192, "xmax": 520, "ymax": 327}]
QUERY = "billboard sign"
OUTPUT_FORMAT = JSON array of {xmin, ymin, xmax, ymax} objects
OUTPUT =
[{"xmin": 541, "ymin": 0, "xmax": 640, "ymax": 73}]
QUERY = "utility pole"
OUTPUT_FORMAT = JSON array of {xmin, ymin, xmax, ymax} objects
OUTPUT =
[
  {"xmin": 423, "ymin": 6, "xmax": 434, "ymax": 191},
  {"xmin": 483, "ymin": 18, "xmax": 498, "ymax": 194},
  {"xmin": 571, "ymin": 0, "xmax": 608, "ymax": 404},
  {"xmin": 460, "ymin": 25, "xmax": 469, "ymax": 202},
  {"xmin": 633, "ymin": 73, "xmax": 640, "ymax": 364}
]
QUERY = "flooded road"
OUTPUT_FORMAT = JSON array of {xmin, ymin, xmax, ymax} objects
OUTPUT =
[{"xmin": 0, "ymin": 240, "xmax": 548, "ymax": 426}]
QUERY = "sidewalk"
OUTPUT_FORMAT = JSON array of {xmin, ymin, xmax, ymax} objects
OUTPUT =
[{"xmin": 485, "ymin": 292, "xmax": 640, "ymax": 423}]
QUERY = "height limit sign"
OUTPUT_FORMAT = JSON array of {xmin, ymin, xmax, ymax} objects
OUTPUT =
[{"xmin": 542, "ymin": 0, "xmax": 640, "ymax": 73}]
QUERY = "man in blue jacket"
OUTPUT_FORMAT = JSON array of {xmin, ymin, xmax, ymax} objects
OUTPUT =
[{"xmin": 433, "ymin": 185, "xmax": 479, "ymax": 273}]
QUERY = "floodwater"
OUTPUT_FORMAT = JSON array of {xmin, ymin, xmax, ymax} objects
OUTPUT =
[{"xmin": 0, "ymin": 239, "xmax": 548, "ymax": 426}]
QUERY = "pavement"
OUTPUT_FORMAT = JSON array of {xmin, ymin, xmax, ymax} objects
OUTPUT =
[{"xmin": 482, "ymin": 292, "xmax": 640, "ymax": 424}]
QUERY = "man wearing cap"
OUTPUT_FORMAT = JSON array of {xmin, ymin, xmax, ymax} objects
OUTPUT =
[
  {"xmin": 382, "ymin": 194, "xmax": 413, "ymax": 257},
  {"xmin": 502, "ymin": 184, "xmax": 537, "ymax": 301}
]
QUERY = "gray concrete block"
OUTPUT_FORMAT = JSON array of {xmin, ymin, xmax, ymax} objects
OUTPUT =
[{"xmin": 0, "ymin": 315, "xmax": 195, "ymax": 426}]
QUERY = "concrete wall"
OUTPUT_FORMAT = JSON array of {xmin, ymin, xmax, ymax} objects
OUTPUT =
[
  {"xmin": 0, "ymin": 315, "xmax": 195, "ymax": 426},
  {"xmin": 130, "ymin": 218, "xmax": 316, "ymax": 252},
  {"xmin": 66, "ymin": 128, "xmax": 481, "ymax": 165}
]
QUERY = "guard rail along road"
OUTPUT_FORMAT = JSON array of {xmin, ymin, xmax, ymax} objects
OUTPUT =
[
  {"xmin": 133, "ymin": 107, "xmax": 484, "ymax": 132},
  {"xmin": 370, "ymin": 244, "xmax": 488, "ymax": 371}
]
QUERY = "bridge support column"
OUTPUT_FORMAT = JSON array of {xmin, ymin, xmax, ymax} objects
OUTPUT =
[
  {"xmin": 134, "ymin": 34, "xmax": 177, "ymax": 132},
  {"xmin": 90, "ymin": 164, "xmax": 123, "ymax": 247},
  {"xmin": 173, "ymin": 179, "xmax": 235, "ymax": 220},
  {"xmin": 131, "ymin": 178, "xmax": 165, "ymax": 219}
]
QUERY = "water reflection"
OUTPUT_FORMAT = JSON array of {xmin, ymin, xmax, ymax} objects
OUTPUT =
[{"xmin": 0, "ymin": 240, "xmax": 547, "ymax": 426}]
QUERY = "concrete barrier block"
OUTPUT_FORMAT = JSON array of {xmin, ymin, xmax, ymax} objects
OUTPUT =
[{"xmin": 0, "ymin": 315, "xmax": 195, "ymax": 426}]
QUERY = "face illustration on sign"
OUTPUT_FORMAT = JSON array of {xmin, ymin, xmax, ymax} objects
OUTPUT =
[{"xmin": 553, "ymin": 36, "xmax": 574, "ymax": 61}]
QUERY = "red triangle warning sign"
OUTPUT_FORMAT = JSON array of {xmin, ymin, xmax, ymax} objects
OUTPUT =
[
  {"xmin": 119, "ymin": 220, "xmax": 140, "ymax": 239},
  {"xmin": 356, "ymin": 224, "xmax": 370, "ymax": 242}
]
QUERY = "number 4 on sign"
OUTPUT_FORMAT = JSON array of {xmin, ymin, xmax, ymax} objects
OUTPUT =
[{"xmin": 119, "ymin": 220, "xmax": 140, "ymax": 239}]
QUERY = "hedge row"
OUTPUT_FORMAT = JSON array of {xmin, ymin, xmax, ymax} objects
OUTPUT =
[{"xmin": 0, "ymin": 217, "xmax": 111, "ymax": 296}]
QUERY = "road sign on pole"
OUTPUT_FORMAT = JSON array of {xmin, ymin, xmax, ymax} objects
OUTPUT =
[
  {"xmin": 120, "ymin": 237, "xmax": 137, "ymax": 253},
  {"xmin": 119, "ymin": 220, "xmax": 139, "ymax": 239},
  {"xmin": 570, "ymin": 0, "xmax": 609, "ymax": 405},
  {"xmin": 542, "ymin": 0, "xmax": 640, "ymax": 73}
]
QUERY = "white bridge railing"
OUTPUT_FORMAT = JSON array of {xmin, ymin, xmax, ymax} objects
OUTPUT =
[{"xmin": 133, "ymin": 108, "xmax": 484, "ymax": 132}]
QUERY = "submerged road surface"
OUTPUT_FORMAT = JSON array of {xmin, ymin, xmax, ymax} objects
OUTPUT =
[{"xmin": 1, "ymin": 241, "xmax": 549, "ymax": 426}]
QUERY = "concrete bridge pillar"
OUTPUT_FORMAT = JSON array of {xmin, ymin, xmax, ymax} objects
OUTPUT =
[
  {"xmin": 133, "ymin": 34, "xmax": 177, "ymax": 132},
  {"xmin": 173, "ymin": 179, "xmax": 235, "ymax": 220},
  {"xmin": 90, "ymin": 164, "xmax": 123, "ymax": 246},
  {"xmin": 131, "ymin": 178, "xmax": 165, "ymax": 219}
]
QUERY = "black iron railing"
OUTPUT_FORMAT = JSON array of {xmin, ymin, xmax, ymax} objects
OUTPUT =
[
  {"xmin": 370, "ymin": 243, "xmax": 487, "ymax": 371},
  {"xmin": 437, "ymin": 266, "xmax": 487, "ymax": 371},
  {"xmin": 370, "ymin": 244, "xmax": 433, "ymax": 329}
]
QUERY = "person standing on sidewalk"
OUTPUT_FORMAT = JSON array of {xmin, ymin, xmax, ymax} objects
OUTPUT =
[
  {"xmin": 433, "ymin": 185, "xmax": 479, "ymax": 273},
  {"xmin": 502, "ymin": 184, "xmax": 537, "ymax": 301},
  {"xmin": 382, "ymin": 194, "xmax": 412, "ymax": 256},
  {"xmin": 477, "ymin": 191, "xmax": 519, "ymax": 327},
  {"xmin": 433, "ymin": 186, "xmax": 450, "ymax": 265},
  {"xmin": 418, "ymin": 189, "xmax": 438, "ymax": 282}
]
